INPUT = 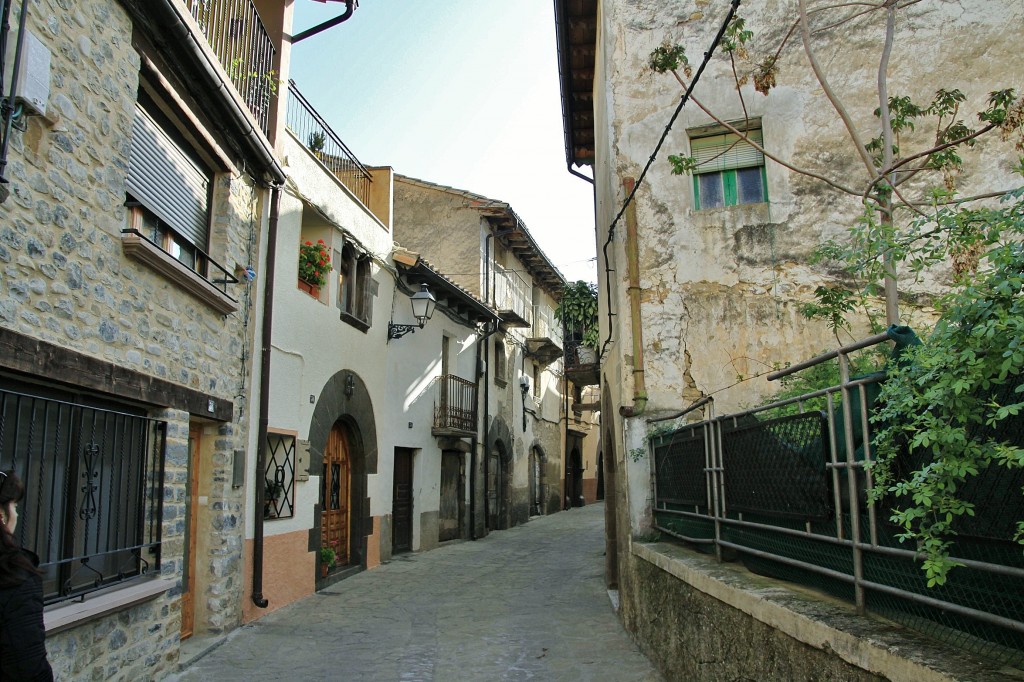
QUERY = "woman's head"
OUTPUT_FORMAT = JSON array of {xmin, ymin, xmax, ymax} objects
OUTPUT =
[{"xmin": 0, "ymin": 471, "xmax": 24, "ymax": 535}]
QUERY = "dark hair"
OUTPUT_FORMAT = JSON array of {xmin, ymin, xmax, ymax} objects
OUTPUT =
[{"xmin": 0, "ymin": 471, "xmax": 40, "ymax": 587}]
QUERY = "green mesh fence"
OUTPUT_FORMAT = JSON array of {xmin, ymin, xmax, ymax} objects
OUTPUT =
[{"xmin": 651, "ymin": 377, "xmax": 1024, "ymax": 668}]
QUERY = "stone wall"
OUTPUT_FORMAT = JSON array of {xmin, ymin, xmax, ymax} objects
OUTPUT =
[{"xmin": 0, "ymin": 0, "xmax": 264, "ymax": 674}]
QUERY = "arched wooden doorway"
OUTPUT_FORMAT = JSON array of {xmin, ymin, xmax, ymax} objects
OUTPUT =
[
  {"xmin": 321, "ymin": 421, "xmax": 352, "ymax": 567},
  {"xmin": 488, "ymin": 440, "xmax": 509, "ymax": 530}
]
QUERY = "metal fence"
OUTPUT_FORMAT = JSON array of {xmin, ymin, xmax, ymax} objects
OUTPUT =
[
  {"xmin": 651, "ymin": 332, "xmax": 1024, "ymax": 666},
  {"xmin": 0, "ymin": 388, "xmax": 166, "ymax": 605},
  {"xmin": 183, "ymin": 0, "xmax": 277, "ymax": 135},
  {"xmin": 434, "ymin": 374, "xmax": 477, "ymax": 433},
  {"xmin": 286, "ymin": 80, "xmax": 373, "ymax": 206}
]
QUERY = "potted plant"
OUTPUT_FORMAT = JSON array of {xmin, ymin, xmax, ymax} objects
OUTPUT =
[
  {"xmin": 319, "ymin": 541, "xmax": 338, "ymax": 577},
  {"xmin": 263, "ymin": 478, "xmax": 283, "ymax": 519},
  {"xmin": 554, "ymin": 280, "xmax": 600, "ymax": 364},
  {"xmin": 298, "ymin": 239, "xmax": 331, "ymax": 297}
]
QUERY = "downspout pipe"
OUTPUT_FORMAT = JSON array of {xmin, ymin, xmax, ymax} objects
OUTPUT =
[
  {"xmin": 567, "ymin": 163, "xmax": 594, "ymax": 185},
  {"xmin": 0, "ymin": 0, "xmax": 29, "ymax": 191},
  {"xmin": 619, "ymin": 177, "xmax": 647, "ymax": 418},
  {"xmin": 482, "ymin": 234, "xmax": 493, "ymax": 531},
  {"xmin": 472, "ymin": 321, "xmax": 497, "ymax": 540},
  {"xmin": 148, "ymin": 0, "xmax": 285, "ymax": 184},
  {"xmin": 290, "ymin": 0, "xmax": 355, "ymax": 44},
  {"xmin": 251, "ymin": 185, "xmax": 281, "ymax": 609}
]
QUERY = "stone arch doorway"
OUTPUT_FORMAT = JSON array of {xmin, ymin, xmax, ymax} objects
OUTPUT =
[
  {"xmin": 308, "ymin": 370, "xmax": 378, "ymax": 583},
  {"xmin": 486, "ymin": 416, "xmax": 513, "ymax": 531},
  {"xmin": 488, "ymin": 440, "xmax": 511, "ymax": 530},
  {"xmin": 529, "ymin": 445, "xmax": 546, "ymax": 516}
]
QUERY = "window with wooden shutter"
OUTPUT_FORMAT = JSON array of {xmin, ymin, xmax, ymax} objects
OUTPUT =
[
  {"xmin": 689, "ymin": 122, "xmax": 768, "ymax": 209},
  {"xmin": 127, "ymin": 90, "xmax": 213, "ymax": 271}
]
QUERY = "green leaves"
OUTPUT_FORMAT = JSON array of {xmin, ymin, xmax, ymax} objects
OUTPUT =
[
  {"xmin": 668, "ymin": 154, "xmax": 698, "ymax": 176},
  {"xmin": 555, "ymin": 280, "xmax": 600, "ymax": 350},
  {"xmin": 868, "ymin": 190, "xmax": 1024, "ymax": 585},
  {"xmin": 649, "ymin": 44, "xmax": 689, "ymax": 74}
]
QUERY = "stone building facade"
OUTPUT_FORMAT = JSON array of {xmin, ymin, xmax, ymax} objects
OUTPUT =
[
  {"xmin": 393, "ymin": 176, "xmax": 594, "ymax": 534},
  {"xmin": 555, "ymin": 0, "xmax": 1024, "ymax": 678},
  {"xmin": 0, "ymin": 0, "xmax": 286, "ymax": 677}
]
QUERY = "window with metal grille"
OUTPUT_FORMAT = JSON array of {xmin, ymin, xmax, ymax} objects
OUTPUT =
[
  {"xmin": 0, "ymin": 383, "xmax": 166, "ymax": 605},
  {"xmin": 264, "ymin": 432, "xmax": 295, "ymax": 520},
  {"xmin": 690, "ymin": 121, "xmax": 768, "ymax": 209}
]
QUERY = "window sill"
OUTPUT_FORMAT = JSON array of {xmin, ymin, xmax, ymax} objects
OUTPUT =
[
  {"xmin": 44, "ymin": 577, "xmax": 175, "ymax": 635},
  {"xmin": 122, "ymin": 232, "xmax": 239, "ymax": 315},
  {"xmin": 339, "ymin": 310, "xmax": 370, "ymax": 333},
  {"xmin": 495, "ymin": 377, "xmax": 508, "ymax": 388}
]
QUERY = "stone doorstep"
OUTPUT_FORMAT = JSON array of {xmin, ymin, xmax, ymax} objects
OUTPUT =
[
  {"xmin": 632, "ymin": 542, "xmax": 1024, "ymax": 682},
  {"xmin": 44, "ymin": 577, "xmax": 175, "ymax": 636}
]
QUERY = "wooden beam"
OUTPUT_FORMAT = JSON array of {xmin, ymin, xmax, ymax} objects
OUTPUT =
[{"xmin": 0, "ymin": 327, "xmax": 233, "ymax": 421}]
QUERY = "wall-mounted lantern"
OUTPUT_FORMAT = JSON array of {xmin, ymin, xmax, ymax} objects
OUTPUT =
[
  {"xmin": 388, "ymin": 283, "xmax": 437, "ymax": 341},
  {"xmin": 519, "ymin": 374, "xmax": 530, "ymax": 432}
]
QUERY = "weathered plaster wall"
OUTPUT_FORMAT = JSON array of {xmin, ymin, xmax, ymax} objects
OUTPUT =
[
  {"xmin": 599, "ymin": 0, "xmax": 1024, "ymax": 417},
  {"xmin": 591, "ymin": 1, "xmax": 1024, "ymax": 677}
]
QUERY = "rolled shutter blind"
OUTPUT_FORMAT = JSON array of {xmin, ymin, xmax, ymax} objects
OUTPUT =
[
  {"xmin": 691, "ymin": 129, "xmax": 763, "ymax": 173},
  {"xmin": 127, "ymin": 103, "xmax": 211, "ymax": 249}
]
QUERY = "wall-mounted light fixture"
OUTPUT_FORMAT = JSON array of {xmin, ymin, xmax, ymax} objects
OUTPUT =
[
  {"xmin": 388, "ymin": 283, "xmax": 437, "ymax": 341},
  {"xmin": 519, "ymin": 374, "xmax": 530, "ymax": 432}
]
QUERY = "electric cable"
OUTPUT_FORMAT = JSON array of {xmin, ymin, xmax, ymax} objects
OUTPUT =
[{"xmin": 598, "ymin": 0, "xmax": 743, "ymax": 359}]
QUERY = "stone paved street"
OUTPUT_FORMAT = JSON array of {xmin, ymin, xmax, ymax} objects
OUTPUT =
[{"xmin": 171, "ymin": 503, "xmax": 661, "ymax": 681}]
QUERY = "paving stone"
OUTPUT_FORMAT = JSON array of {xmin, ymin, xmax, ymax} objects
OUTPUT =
[{"xmin": 172, "ymin": 504, "xmax": 662, "ymax": 682}]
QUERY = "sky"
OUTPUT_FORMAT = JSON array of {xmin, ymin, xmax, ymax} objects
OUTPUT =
[{"xmin": 287, "ymin": 0, "xmax": 597, "ymax": 285}]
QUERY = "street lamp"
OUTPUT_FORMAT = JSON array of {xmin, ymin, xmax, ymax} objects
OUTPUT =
[
  {"xmin": 388, "ymin": 284, "xmax": 437, "ymax": 341},
  {"xmin": 519, "ymin": 375, "xmax": 530, "ymax": 432}
]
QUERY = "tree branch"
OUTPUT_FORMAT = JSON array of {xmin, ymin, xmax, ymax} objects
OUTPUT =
[
  {"xmin": 671, "ymin": 71, "xmax": 862, "ymax": 196},
  {"xmin": 798, "ymin": 0, "xmax": 879, "ymax": 177}
]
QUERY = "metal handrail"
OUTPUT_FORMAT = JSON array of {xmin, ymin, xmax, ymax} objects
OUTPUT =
[
  {"xmin": 434, "ymin": 374, "xmax": 477, "ymax": 432},
  {"xmin": 121, "ymin": 229, "xmax": 239, "ymax": 297},
  {"xmin": 183, "ymin": 0, "xmax": 277, "ymax": 134},
  {"xmin": 286, "ymin": 80, "xmax": 373, "ymax": 206},
  {"xmin": 492, "ymin": 263, "xmax": 531, "ymax": 322}
]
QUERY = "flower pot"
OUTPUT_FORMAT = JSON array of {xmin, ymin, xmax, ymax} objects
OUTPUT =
[
  {"xmin": 298, "ymin": 278, "xmax": 321, "ymax": 298},
  {"xmin": 576, "ymin": 346, "xmax": 598, "ymax": 365},
  {"xmin": 320, "ymin": 562, "xmax": 329, "ymax": 578}
]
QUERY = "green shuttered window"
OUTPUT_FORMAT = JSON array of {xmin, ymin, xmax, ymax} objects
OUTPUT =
[{"xmin": 691, "ymin": 127, "xmax": 768, "ymax": 209}]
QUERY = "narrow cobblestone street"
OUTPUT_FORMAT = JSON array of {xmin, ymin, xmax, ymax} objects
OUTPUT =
[{"xmin": 171, "ymin": 503, "xmax": 661, "ymax": 681}]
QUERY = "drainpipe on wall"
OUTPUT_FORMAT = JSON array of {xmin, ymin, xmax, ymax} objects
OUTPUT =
[
  {"xmin": 482, "ymin": 233, "xmax": 493, "ymax": 531},
  {"xmin": 290, "ymin": 0, "xmax": 356, "ymax": 44},
  {"xmin": 251, "ymin": 185, "xmax": 281, "ymax": 608},
  {"xmin": 0, "ymin": 0, "xmax": 29, "ymax": 197},
  {"xmin": 472, "ymin": 321, "xmax": 497, "ymax": 541},
  {"xmin": 619, "ymin": 177, "xmax": 647, "ymax": 418}
]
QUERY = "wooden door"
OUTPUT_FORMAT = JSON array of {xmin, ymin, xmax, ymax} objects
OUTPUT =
[
  {"xmin": 181, "ymin": 425, "xmax": 200, "ymax": 640},
  {"xmin": 322, "ymin": 423, "xmax": 351, "ymax": 567},
  {"xmin": 439, "ymin": 451, "xmax": 462, "ymax": 541},
  {"xmin": 392, "ymin": 449, "xmax": 413, "ymax": 553}
]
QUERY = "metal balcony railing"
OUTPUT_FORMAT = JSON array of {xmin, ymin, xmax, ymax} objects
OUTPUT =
[
  {"xmin": 531, "ymin": 305, "xmax": 563, "ymax": 344},
  {"xmin": 286, "ymin": 80, "xmax": 373, "ymax": 207},
  {"xmin": 183, "ymin": 0, "xmax": 277, "ymax": 135},
  {"xmin": 492, "ymin": 263, "xmax": 532, "ymax": 326},
  {"xmin": 433, "ymin": 374, "xmax": 477, "ymax": 433}
]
